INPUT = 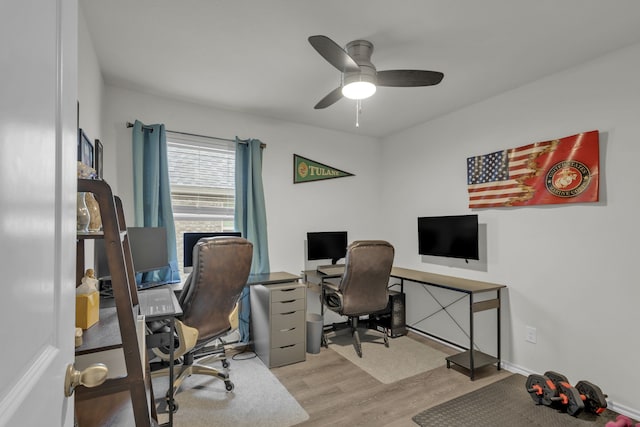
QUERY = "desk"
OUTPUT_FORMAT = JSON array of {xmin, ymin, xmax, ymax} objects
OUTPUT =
[
  {"xmin": 247, "ymin": 271, "xmax": 301, "ymax": 286},
  {"xmin": 390, "ymin": 267, "xmax": 506, "ymax": 380},
  {"xmin": 140, "ymin": 287, "xmax": 181, "ymax": 425},
  {"xmin": 77, "ymin": 287, "xmax": 181, "ymax": 427}
]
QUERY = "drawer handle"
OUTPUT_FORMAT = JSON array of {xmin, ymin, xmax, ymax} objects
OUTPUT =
[
  {"xmin": 279, "ymin": 344, "xmax": 296, "ymax": 349},
  {"xmin": 281, "ymin": 311, "xmax": 296, "ymax": 315},
  {"xmin": 280, "ymin": 299, "xmax": 296, "ymax": 304},
  {"xmin": 280, "ymin": 327, "xmax": 296, "ymax": 332},
  {"xmin": 281, "ymin": 288, "xmax": 297, "ymax": 292}
]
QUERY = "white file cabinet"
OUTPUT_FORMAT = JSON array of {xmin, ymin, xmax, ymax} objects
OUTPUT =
[{"xmin": 250, "ymin": 281, "xmax": 306, "ymax": 368}]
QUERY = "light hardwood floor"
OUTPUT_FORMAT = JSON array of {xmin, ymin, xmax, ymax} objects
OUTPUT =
[{"xmin": 271, "ymin": 332, "xmax": 512, "ymax": 427}]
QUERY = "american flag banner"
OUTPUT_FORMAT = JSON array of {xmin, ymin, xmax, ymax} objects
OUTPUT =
[{"xmin": 467, "ymin": 130, "xmax": 599, "ymax": 208}]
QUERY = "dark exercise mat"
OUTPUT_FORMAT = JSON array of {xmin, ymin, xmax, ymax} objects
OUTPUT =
[{"xmin": 412, "ymin": 374, "xmax": 631, "ymax": 427}]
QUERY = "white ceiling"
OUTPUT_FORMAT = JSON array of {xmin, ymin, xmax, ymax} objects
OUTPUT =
[{"xmin": 81, "ymin": 0, "xmax": 640, "ymax": 138}]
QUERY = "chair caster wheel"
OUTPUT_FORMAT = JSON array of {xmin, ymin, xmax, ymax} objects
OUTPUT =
[
  {"xmin": 222, "ymin": 360, "xmax": 229, "ymax": 369},
  {"xmin": 225, "ymin": 380, "xmax": 234, "ymax": 392},
  {"xmin": 166, "ymin": 399, "xmax": 178, "ymax": 413}
]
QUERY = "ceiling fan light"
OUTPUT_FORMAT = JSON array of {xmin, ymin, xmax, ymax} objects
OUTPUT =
[{"xmin": 342, "ymin": 81, "xmax": 376, "ymax": 100}]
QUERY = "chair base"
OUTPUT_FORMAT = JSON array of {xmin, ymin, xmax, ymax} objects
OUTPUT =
[
  {"xmin": 151, "ymin": 352, "xmax": 235, "ymax": 400},
  {"xmin": 322, "ymin": 317, "xmax": 389, "ymax": 358}
]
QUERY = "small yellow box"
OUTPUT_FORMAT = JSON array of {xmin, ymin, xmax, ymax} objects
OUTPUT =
[{"xmin": 76, "ymin": 291, "xmax": 99, "ymax": 329}]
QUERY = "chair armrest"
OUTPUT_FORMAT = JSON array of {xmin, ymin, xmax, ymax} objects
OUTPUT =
[
  {"xmin": 322, "ymin": 282, "xmax": 343, "ymax": 311},
  {"xmin": 151, "ymin": 319, "xmax": 198, "ymax": 361},
  {"xmin": 229, "ymin": 303, "xmax": 239, "ymax": 330}
]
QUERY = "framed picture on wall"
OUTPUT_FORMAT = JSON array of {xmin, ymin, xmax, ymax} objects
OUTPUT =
[
  {"xmin": 78, "ymin": 129, "xmax": 93, "ymax": 168},
  {"xmin": 94, "ymin": 139, "xmax": 103, "ymax": 179}
]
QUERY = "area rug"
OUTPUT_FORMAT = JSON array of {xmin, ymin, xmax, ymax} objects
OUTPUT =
[
  {"xmin": 328, "ymin": 329, "xmax": 448, "ymax": 384},
  {"xmin": 412, "ymin": 373, "xmax": 628, "ymax": 427},
  {"xmin": 152, "ymin": 354, "xmax": 309, "ymax": 427}
]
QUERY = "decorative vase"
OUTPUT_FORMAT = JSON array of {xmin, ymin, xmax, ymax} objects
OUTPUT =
[
  {"xmin": 77, "ymin": 192, "xmax": 90, "ymax": 233},
  {"xmin": 85, "ymin": 192, "xmax": 102, "ymax": 232}
]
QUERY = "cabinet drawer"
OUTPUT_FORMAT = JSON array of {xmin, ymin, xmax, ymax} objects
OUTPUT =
[
  {"xmin": 271, "ymin": 321, "xmax": 305, "ymax": 348},
  {"xmin": 270, "ymin": 342, "xmax": 305, "ymax": 368},
  {"xmin": 271, "ymin": 286, "xmax": 305, "ymax": 302},
  {"xmin": 272, "ymin": 298, "xmax": 305, "ymax": 314},
  {"xmin": 271, "ymin": 310, "xmax": 304, "ymax": 333}
]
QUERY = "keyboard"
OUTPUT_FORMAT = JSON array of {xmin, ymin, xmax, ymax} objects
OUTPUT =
[
  {"xmin": 138, "ymin": 288, "xmax": 176, "ymax": 317},
  {"xmin": 317, "ymin": 265, "xmax": 345, "ymax": 276},
  {"xmin": 137, "ymin": 280, "xmax": 171, "ymax": 291}
]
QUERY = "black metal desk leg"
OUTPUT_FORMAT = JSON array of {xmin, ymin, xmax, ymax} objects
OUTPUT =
[
  {"xmin": 168, "ymin": 318, "xmax": 175, "ymax": 425},
  {"xmin": 497, "ymin": 289, "xmax": 501, "ymax": 371},
  {"xmin": 469, "ymin": 294, "xmax": 475, "ymax": 380}
]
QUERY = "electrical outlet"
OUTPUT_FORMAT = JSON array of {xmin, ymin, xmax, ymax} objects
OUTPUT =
[{"xmin": 526, "ymin": 326, "xmax": 537, "ymax": 343}]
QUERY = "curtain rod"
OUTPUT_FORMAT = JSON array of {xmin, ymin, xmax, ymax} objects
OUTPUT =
[{"xmin": 125, "ymin": 122, "xmax": 266, "ymax": 148}]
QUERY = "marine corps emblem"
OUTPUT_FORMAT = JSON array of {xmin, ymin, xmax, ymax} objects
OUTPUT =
[{"xmin": 545, "ymin": 160, "xmax": 591, "ymax": 198}]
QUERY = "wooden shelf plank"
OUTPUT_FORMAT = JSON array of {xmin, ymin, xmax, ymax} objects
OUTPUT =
[{"xmin": 75, "ymin": 306, "xmax": 123, "ymax": 355}]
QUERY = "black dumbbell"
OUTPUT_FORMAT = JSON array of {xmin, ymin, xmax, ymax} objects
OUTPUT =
[
  {"xmin": 526, "ymin": 373, "xmax": 557, "ymax": 406},
  {"xmin": 575, "ymin": 380, "xmax": 608, "ymax": 415},
  {"xmin": 545, "ymin": 371, "xmax": 585, "ymax": 416}
]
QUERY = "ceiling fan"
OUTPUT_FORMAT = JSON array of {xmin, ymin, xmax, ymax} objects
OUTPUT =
[{"xmin": 308, "ymin": 35, "xmax": 444, "ymax": 110}]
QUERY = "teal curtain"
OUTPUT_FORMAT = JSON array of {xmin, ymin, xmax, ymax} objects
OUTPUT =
[
  {"xmin": 235, "ymin": 137, "xmax": 270, "ymax": 343},
  {"xmin": 131, "ymin": 120, "xmax": 180, "ymax": 284}
]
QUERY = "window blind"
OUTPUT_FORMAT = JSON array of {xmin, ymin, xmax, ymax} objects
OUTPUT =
[{"xmin": 166, "ymin": 132, "xmax": 235, "ymax": 221}]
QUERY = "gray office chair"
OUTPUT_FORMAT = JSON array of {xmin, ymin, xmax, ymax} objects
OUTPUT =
[
  {"xmin": 321, "ymin": 240, "xmax": 395, "ymax": 357},
  {"xmin": 150, "ymin": 236, "xmax": 252, "ymax": 404}
]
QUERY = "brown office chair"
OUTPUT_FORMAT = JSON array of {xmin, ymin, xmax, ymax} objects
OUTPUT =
[
  {"xmin": 321, "ymin": 240, "xmax": 395, "ymax": 357},
  {"xmin": 150, "ymin": 236, "xmax": 252, "ymax": 402}
]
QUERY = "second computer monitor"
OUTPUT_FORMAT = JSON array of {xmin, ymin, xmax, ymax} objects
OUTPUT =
[
  {"xmin": 94, "ymin": 226, "xmax": 169, "ymax": 279},
  {"xmin": 183, "ymin": 231, "xmax": 242, "ymax": 273},
  {"xmin": 306, "ymin": 231, "xmax": 348, "ymax": 265}
]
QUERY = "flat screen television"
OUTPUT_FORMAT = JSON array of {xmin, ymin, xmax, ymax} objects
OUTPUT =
[
  {"xmin": 95, "ymin": 227, "xmax": 169, "ymax": 279},
  {"xmin": 183, "ymin": 231, "xmax": 242, "ymax": 272},
  {"xmin": 307, "ymin": 231, "xmax": 348, "ymax": 265},
  {"xmin": 417, "ymin": 215, "xmax": 479, "ymax": 260}
]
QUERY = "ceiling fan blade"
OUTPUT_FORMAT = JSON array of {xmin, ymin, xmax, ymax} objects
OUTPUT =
[
  {"xmin": 377, "ymin": 70, "xmax": 444, "ymax": 87},
  {"xmin": 314, "ymin": 87, "xmax": 343, "ymax": 109},
  {"xmin": 308, "ymin": 35, "xmax": 360, "ymax": 73}
]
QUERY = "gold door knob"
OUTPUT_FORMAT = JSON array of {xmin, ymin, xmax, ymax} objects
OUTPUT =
[{"xmin": 64, "ymin": 363, "xmax": 108, "ymax": 397}]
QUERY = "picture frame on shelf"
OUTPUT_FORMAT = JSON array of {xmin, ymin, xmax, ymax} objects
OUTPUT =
[
  {"xmin": 94, "ymin": 139, "xmax": 103, "ymax": 179},
  {"xmin": 78, "ymin": 129, "xmax": 93, "ymax": 168}
]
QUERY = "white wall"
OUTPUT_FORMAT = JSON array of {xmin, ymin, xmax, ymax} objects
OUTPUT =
[
  {"xmin": 77, "ymin": 6, "xmax": 104, "ymax": 273},
  {"xmin": 381, "ymin": 42, "xmax": 640, "ymax": 414},
  {"xmin": 79, "ymin": 8, "xmax": 639, "ymax": 415},
  {"xmin": 78, "ymin": 4, "xmax": 103, "ymax": 141},
  {"xmin": 101, "ymin": 86, "xmax": 382, "ymax": 274}
]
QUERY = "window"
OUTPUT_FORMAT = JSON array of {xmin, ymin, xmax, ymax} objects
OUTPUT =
[{"xmin": 166, "ymin": 131, "xmax": 235, "ymax": 277}]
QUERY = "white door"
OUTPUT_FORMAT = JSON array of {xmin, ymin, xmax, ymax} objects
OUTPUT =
[{"xmin": 0, "ymin": 0, "xmax": 77, "ymax": 426}]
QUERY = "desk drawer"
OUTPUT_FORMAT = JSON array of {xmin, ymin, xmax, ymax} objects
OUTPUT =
[
  {"xmin": 271, "ymin": 310, "xmax": 304, "ymax": 334},
  {"xmin": 271, "ymin": 286, "xmax": 304, "ymax": 302},
  {"xmin": 272, "ymin": 298, "xmax": 305, "ymax": 314},
  {"xmin": 271, "ymin": 321, "xmax": 304, "ymax": 348},
  {"xmin": 270, "ymin": 342, "xmax": 305, "ymax": 368}
]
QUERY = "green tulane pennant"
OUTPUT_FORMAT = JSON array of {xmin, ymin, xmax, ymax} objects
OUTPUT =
[{"xmin": 293, "ymin": 154, "xmax": 354, "ymax": 183}]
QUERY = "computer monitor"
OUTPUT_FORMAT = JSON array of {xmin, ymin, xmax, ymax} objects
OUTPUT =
[
  {"xmin": 306, "ymin": 231, "xmax": 348, "ymax": 265},
  {"xmin": 183, "ymin": 231, "xmax": 242, "ymax": 273},
  {"xmin": 94, "ymin": 227, "xmax": 169, "ymax": 279}
]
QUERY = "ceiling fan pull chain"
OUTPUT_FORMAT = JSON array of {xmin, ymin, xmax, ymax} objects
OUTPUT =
[{"xmin": 356, "ymin": 99, "xmax": 361, "ymax": 127}]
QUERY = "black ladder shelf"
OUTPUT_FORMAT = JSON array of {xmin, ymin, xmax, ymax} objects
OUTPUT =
[{"xmin": 75, "ymin": 178, "xmax": 158, "ymax": 427}]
